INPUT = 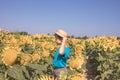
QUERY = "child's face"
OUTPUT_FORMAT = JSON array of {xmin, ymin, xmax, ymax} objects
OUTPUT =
[{"xmin": 54, "ymin": 34, "xmax": 63, "ymax": 45}]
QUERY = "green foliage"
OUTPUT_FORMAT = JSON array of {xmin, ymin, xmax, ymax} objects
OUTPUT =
[
  {"xmin": 85, "ymin": 41, "xmax": 120, "ymax": 80},
  {"xmin": 7, "ymin": 65, "xmax": 27, "ymax": 80},
  {"xmin": 0, "ymin": 54, "xmax": 54, "ymax": 80},
  {"xmin": 0, "ymin": 73, "xmax": 5, "ymax": 80},
  {"xmin": 96, "ymin": 49, "xmax": 120, "ymax": 80},
  {"xmin": 0, "ymin": 42, "xmax": 4, "ymax": 52},
  {"xmin": 60, "ymin": 71, "xmax": 67, "ymax": 80},
  {"xmin": 21, "ymin": 44, "xmax": 35, "ymax": 54},
  {"xmin": 1, "ymin": 29, "xmax": 120, "ymax": 80}
]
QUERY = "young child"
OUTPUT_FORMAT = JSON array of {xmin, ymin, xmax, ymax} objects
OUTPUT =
[{"xmin": 52, "ymin": 29, "xmax": 71, "ymax": 79}]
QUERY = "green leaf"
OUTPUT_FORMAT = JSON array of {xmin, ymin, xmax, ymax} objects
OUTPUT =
[
  {"xmin": 0, "ymin": 73, "xmax": 5, "ymax": 80},
  {"xmin": 97, "ymin": 65, "xmax": 102, "ymax": 71},
  {"xmin": 7, "ymin": 65, "xmax": 26, "ymax": 80},
  {"xmin": 98, "ymin": 53, "xmax": 106, "ymax": 61},
  {"xmin": 95, "ymin": 75, "xmax": 101, "ymax": 80},
  {"xmin": 21, "ymin": 66, "xmax": 30, "ymax": 79},
  {"xmin": 32, "ymin": 76, "xmax": 38, "ymax": 80},
  {"xmin": 0, "ymin": 56, "xmax": 3, "ymax": 64},
  {"xmin": 101, "ymin": 74, "xmax": 106, "ymax": 80},
  {"xmin": 45, "ymin": 56, "xmax": 53, "ymax": 64},
  {"xmin": 21, "ymin": 44, "xmax": 34, "ymax": 54},
  {"xmin": 26, "ymin": 63, "xmax": 46, "ymax": 75}
]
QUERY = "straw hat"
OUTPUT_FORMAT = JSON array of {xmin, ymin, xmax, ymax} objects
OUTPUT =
[{"xmin": 55, "ymin": 29, "xmax": 68, "ymax": 38}]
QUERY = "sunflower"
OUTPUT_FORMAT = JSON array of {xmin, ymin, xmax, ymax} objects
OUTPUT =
[
  {"xmin": 69, "ymin": 57, "xmax": 84, "ymax": 70},
  {"xmin": 32, "ymin": 53, "xmax": 40, "ymax": 62},
  {"xmin": 68, "ymin": 73, "xmax": 86, "ymax": 80},
  {"xmin": 42, "ymin": 50, "xmax": 50, "ymax": 58},
  {"xmin": 20, "ymin": 54, "xmax": 32, "ymax": 65},
  {"xmin": 2, "ymin": 48, "xmax": 18, "ymax": 66}
]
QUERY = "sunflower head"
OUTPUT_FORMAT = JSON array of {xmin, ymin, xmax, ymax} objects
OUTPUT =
[
  {"xmin": 2, "ymin": 48, "xmax": 18, "ymax": 66},
  {"xmin": 32, "ymin": 53, "xmax": 40, "ymax": 62},
  {"xmin": 20, "ymin": 54, "xmax": 32, "ymax": 65}
]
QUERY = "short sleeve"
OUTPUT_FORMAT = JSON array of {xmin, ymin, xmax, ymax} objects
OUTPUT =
[{"xmin": 63, "ymin": 47, "xmax": 71, "ymax": 59}]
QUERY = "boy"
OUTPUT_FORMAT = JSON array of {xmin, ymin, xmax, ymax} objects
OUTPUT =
[{"xmin": 52, "ymin": 29, "xmax": 71, "ymax": 79}]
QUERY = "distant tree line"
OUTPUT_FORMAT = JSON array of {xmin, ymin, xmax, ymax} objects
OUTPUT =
[
  {"xmin": 10, "ymin": 31, "xmax": 120, "ymax": 40},
  {"xmin": 117, "ymin": 37, "xmax": 120, "ymax": 39},
  {"xmin": 68, "ymin": 35, "xmax": 89, "ymax": 39},
  {"xmin": 10, "ymin": 31, "xmax": 28, "ymax": 35}
]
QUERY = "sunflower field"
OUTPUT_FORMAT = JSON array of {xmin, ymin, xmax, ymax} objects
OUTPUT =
[{"xmin": 0, "ymin": 28, "xmax": 120, "ymax": 80}]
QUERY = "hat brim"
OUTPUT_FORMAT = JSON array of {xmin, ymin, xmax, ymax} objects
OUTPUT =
[{"xmin": 55, "ymin": 32, "xmax": 64, "ymax": 38}]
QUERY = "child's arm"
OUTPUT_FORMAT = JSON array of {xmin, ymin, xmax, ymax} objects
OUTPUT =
[{"xmin": 59, "ymin": 37, "xmax": 67, "ymax": 55}]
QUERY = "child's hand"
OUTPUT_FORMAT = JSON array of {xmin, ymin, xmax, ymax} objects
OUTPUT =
[
  {"xmin": 62, "ymin": 37, "xmax": 67, "ymax": 43},
  {"xmin": 60, "ymin": 37, "xmax": 67, "ymax": 55}
]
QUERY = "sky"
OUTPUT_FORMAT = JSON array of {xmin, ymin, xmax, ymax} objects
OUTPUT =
[{"xmin": 0, "ymin": 0, "xmax": 120, "ymax": 37}]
